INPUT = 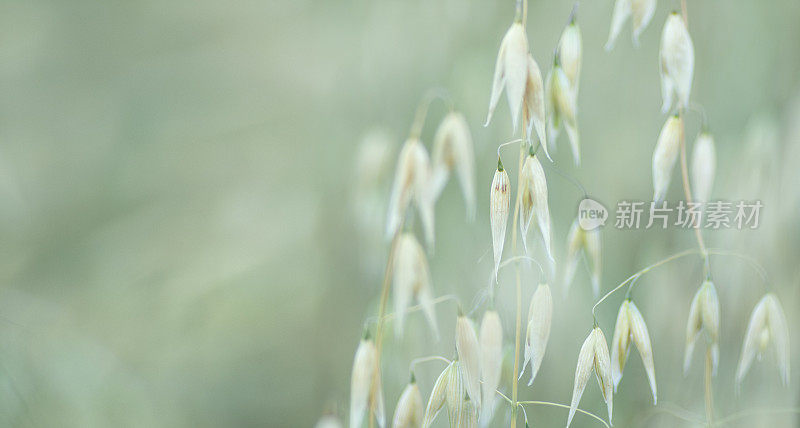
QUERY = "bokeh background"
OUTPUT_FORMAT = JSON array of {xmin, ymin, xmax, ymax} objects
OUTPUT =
[{"xmin": 1, "ymin": 0, "xmax": 799, "ymax": 426}]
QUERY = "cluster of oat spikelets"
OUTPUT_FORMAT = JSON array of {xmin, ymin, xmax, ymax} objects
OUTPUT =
[{"xmin": 315, "ymin": 2, "xmax": 792, "ymax": 427}]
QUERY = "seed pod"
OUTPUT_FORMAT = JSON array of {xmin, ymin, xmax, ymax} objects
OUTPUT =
[
  {"xmin": 610, "ymin": 300, "xmax": 657, "ymax": 404},
  {"xmin": 660, "ymin": 12, "xmax": 694, "ymax": 113},
  {"xmin": 520, "ymin": 283, "xmax": 553, "ymax": 386},
  {"xmin": 431, "ymin": 112, "xmax": 476, "ymax": 219},
  {"xmin": 558, "ymin": 21, "xmax": 582, "ymax": 93},
  {"xmin": 736, "ymin": 293, "xmax": 791, "ymax": 389},
  {"xmin": 684, "ymin": 281, "xmax": 720, "ymax": 376},
  {"xmin": 422, "ymin": 361, "xmax": 454, "ymax": 428},
  {"xmin": 350, "ymin": 335, "xmax": 385, "ymax": 428},
  {"xmin": 490, "ymin": 161, "xmax": 510, "ymax": 282},
  {"xmin": 652, "ymin": 115, "xmax": 682, "ymax": 203},
  {"xmin": 486, "ymin": 23, "xmax": 529, "ymax": 131},
  {"xmin": 568, "ymin": 327, "xmax": 613, "ymax": 427},
  {"xmin": 523, "ymin": 54, "xmax": 549, "ymax": 160},
  {"xmin": 316, "ymin": 415, "xmax": 344, "ymax": 428},
  {"xmin": 690, "ymin": 132, "xmax": 716, "ymax": 204},
  {"xmin": 631, "ymin": 0, "xmax": 657, "ymax": 46},
  {"xmin": 605, "ymin": 0, "xmax": 631, "ymax": 51},
  {"xmin": 392, "ymin": 378, "xmax": 423, "ymax": 428},
  {"xmin": 519, "ymin": 154, "xmax": 554, "ymax": 264},
  {"xmin": 456, "ymin": 315, "xmax": 482, "ymax": 410},
  {"xmin": 546, "ymin": 64, "xmax": 580, "ymax": 165},
  {"xmin": 393, "ymin": 234, "xmax": 440, "ymax": 339},
  {"xmin": 479, "ymin": 310, "xmax": 503, "ymax": 425},
  {"xmin": 563, "ymin": 220, "xmax": 602, "ymax": 297},
  {"xmin": 386, "ymin": 139, "xmax": 435, "ymax": 248}
]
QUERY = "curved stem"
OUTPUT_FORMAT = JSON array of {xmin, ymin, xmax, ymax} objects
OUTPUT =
[
  {"xmin": 518, "ymin": 401, "xmax": 611, "ymax": 428},
  {"xmin": 409, "ymin": 355, "xmax": 451, "ymax": 372},
  {"xmin": 510, "ymin": 124, "xmax": 527, "ymax": 428},
  {"xmin": 409, "ymin": 88, "xmax": 454, "ymax": 139},
  {"xmin": 706, "ymin": 249, "xmax": 769, "ymax": 285},
  {"xmin": 366, "ymin": 294, "xmax": 459, "ymax": 326}
]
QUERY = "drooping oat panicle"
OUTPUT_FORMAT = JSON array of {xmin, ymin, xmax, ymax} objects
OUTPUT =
[
  {"xmin": 392, "ymin": 377, "xmax": 423, "ymax": 428},
  {"xmin": 631, "ymin": 0, "xmax": 657, "ymax": 45},
  {"xmin": 652, "ymin": 115, "xmax": 682, "ymax": 203},
  {"xmin": 568, "ymin": 327, "xmax": 613, "ymax": 427},
  {"xmin": 431, "ymin": 112, "xmax": 476, "ymax": 219},
  {"xmin": 490, "ymin": 160, "xmax": 510, "ymax": 282},
  {"xmin": 660, "ymin": 12, "xmax": 694, "ymax": 113},
  {"xmin": 350, "ymin": 335, "xmax": 385, "ymax": 428},
  {"xmin": 422, "ymin": 361, "xmax": 453, "ymax": 428},
  {"xmin": 519, "ymin": 154, "xmax": 554, "ymax": 264},
  {"xmin": 605, "ymin": 0, "xmax": 631, "ymax": 51},
  {"xmin": 386, "ymin": 139, "xmax": 435, "ymax": 248},
  {"xmin": 558, "ymin": 20, "xmax": 582, "ymax": 93},
  {"xmin": 316, "ymin": 415, "xmax": 344, "ymax": 428},
  {"xmin": 456, "ymin": 315, "xmax": 482, "ymax": 410},
  {"xmin": 684, "ymin": 281, "xmax": 720, "ymax": 376},
  {"xmin": 523, "ymin": 54, "xmax": 549, "ymax": 160},
  {"xmin": 546, "ymin": 63, "xmax": 581, "ymax": 165},
  {"xmin": 486, "ymin": 23, "xmax": 529, "ymax": 131},
  {"xmin": 520, "ymin": 283, "xmax": 553, "ymax": 386},
  {"xmin": 563, "ymin": 220, "xmax": 602, "ymax": 297},
  {"xmin": 393, "ymin": 233, "xmax": 440, "ymax": 339},
  {"xmin": 610, "ymin": 300, "xmax": 657, "ymax": 404},
  {"xmin": 736, "ymin": 293, "xmax": 791, "ymax": 389},
  {"xmin": 690, "ymin": 132, "xmax": 716, "ymax": 204},
  {"xmin": 479, "ymin": 310, "xmax": 502, "ymax": 426}
]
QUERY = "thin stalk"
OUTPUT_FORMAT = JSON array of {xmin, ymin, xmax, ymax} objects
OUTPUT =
[
  {"xmin": 509, "ymin": 128, "xmax": 526, "ymax": 427},
  {"xmin": 704, "ymin": 348, "xmax": 714, "ymax": 426},
  {"xmin": 518, "ymin": 401, "xmax": 611, "ymax": 428}
]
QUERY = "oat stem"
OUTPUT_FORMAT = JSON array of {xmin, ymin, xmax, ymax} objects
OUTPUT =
[
  {"xmin": 704, "ymin": 347, "xmax": 715, "ymax": 426},
  {"xmin": 518, "ymin": 401, "xmax": 611, "ymax": 428},
  {"xmin": 409, "ymin": 355, "xmax": 451, "ymax": 372},
  {"xmin": 509, "ymin": 128, "xmax": 526, "ymax": 428},
  {"xmin": 409, "ymin": 88, "xmax": 454, "ymax": 139},
  {"xmin": 367, "ymin": 294, "xmax": 459, "ymax": 325}
]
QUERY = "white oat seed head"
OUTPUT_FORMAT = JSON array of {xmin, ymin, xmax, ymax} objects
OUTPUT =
[
  {"xmin": 431, "ymin": 112, "xmax": 476, "ymax": 219},
  {"xmin": 610, "ymin": 299, "xmax": 657, "ymax": 404},
  {"xmin": 523, "ymin": 54, "xmax": 549, "ymax": 161},
  {"xmin": 684, "ymin": 280, "xmax": 720, "ymax": 376},
  {"xmin": 422, "ymin": 361, "xmax": 454, "ymax": 428},
  {"xmin": 736, "ymin": 293, "xmax": 790, "ymax": 390},
  {"xmin": 456, "ymin": 314, "xmax": 482, "ymax": 411},
  {"xmin": 393, "ymin": 233, "xmax": 440, "ymax": 340},
  {"xmin": 545, "ymin": 63, "xmax": 581, "ymax": 165},
  {"xmin": 659, "ymin": 12, "xmax": 694, "ymax": 113},
  {"xmin": 392, "ymin": 377, "xmax": 423, "ymax": 428},
  {"xmin": 386, "ymin": 139, "xmax": 435, "ymax": 249},
  {"xmin": 490, "ymin": 161, "xmax": 510, "ymax": 282},
  {"xmin": 690, "ymin": 132, "xmax": 716, "ymax": 204},
  {"xmin": 446, "ymin": 362, "xmax": 467, "ymax": 421},
  {"xmin": 520, "ymin": 283, "xmax": 553, "ymax": 386},
  {"xmin": 631, "ymin": 0, "xmax": 657, "ymax": 46},
  {"xmin": 350, "ymin": 334, "xmax": 385, "ymax": 428},
  {"xmin": 652, "ymin": 115, "xmax": 682, "ymax": 203},
  {"xmin": 605, "ymin": 0, "xmax": 631, "ymax": 51},
  {"xmin": 568, "ymin": 327, "xmax": 613, "ymax": 427},
  {"xmin": 486, "ymin": 22, "xmax": 529, "ymax": 131},
  {"xmin": 455, "ymin": 395, "xmax": 478, "ymax": 428},
  {"xmin": 479, "ymin": 310, "xmax": 503, "ymax": 426},
  {"xmin": 519, "ymin": 154, "xmax": 554, "ymax": 264},
  {"xmin": 563, "ymin": 219, "xmax": 602, "ymax": 297},
  {"xmin": 558, "ymin": 20, "xmax": 582, "ymax": 93}
]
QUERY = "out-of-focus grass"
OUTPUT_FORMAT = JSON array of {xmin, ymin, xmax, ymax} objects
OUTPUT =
[{"xmin": 0, "ymin": 0, "xmax": 799, "ymax": 426}]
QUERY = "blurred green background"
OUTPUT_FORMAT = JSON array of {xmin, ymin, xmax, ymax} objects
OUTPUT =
[{"xmin": 1, "ymin": 0, "xmax": 799, "ymax": 426}]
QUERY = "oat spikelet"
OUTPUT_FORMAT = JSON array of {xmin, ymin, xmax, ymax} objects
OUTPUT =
[
  {"xmin": 456, "ymin": 315, "xmax": 482, "ymax": 410},
  {"xmin": 690, "ymin": 132, "xmax": 716, "ymax": 204},
  {"xmin": 568, "ymin": 327, "xmax": 613, "ymax": 427},
  {"xmin": 631, "ymin": 0, "xmax": 657, "ymax": 46},
  {"xmin": 660, "ymin": 12, "xmax": 694, "ymax": 113},
  {"xmin": 386, "ymin": 139, "xmax": 435, "ymax": 248},
  {"xmin": 736, "ymin": 293, "xmax": 791, "ymax": 389},
  {"xmin": 490, "ymin": 160, "xmax": 510, "ymax": 282},
  {"xmin": 350, "ymin": 335, "xmax": 385, "ymax": 428},
  {"xmin": 392, "ymin": 377, "xmax": 423, "ymax": 428},
  {"xmin": 446, "ymin": 362, "xmax": 466, "ymax": 420},
  {"xmin": 519, "ymin": 154, "xmax": 554, "ymax": 264},
  {"xmin": 432, "ymin": 112, "xmax": 476, "ymax": 219},
  {"xmin": 684, "ymin": 281, "xmax": 720, "ymax": 376},
  {"xmin": 558, "ymin": 21, "xmax": 582, "ymax": 93},
  {"xmin": 454, "ymin": 395, "xmax": 478, "ymax": 428},
  {"xmin": 523, "ymin": 54, "xmax": 549, "ymax": 160},
  {"xmin": 605, "ymin": 0, "xmax": 631, "ymax": 51},
  {"xmin": 563, "ymin": 220, "xmax": 602, "ymax": 297},
  {"xmin": 520, "ymin": 283, "xmax": 552, "ymax": 386},
  {"xmin": 393, "ymin": 233, "xmax": 440, "ymax": 339},
  {"xmin": 422, "ymin": 362, "xmax": 453, "ymax": 428},
  {"xmin": 486, "ymin": 23, "xmax": 529, "ymax": 131},
  {"xmin": 479, "ymin": 310, "xmax": 502, "ymax": 426},
  {"xmin": 610, "ymin": 300, "xmax": 657, "ymax": 404},
  {"xmin": 652, "ymin": 115, "xmax": 682, "ymax": 203},
  {"xmin": 546, "ymin": 63, "xmax": 580, "ymax": 165}
]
